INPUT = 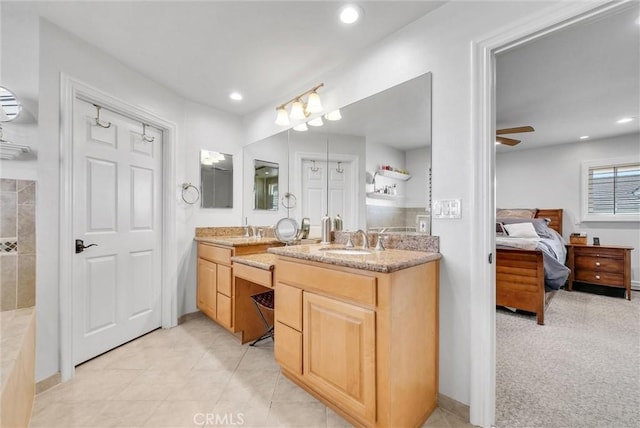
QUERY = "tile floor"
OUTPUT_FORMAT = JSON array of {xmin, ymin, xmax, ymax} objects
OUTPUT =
[{"xmin": 30, "ymin": 313, "xmax": 473, "ymax": 427}]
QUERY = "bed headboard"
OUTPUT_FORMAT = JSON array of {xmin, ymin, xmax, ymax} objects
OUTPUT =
[{"xmin": 535, "ymin": 209, "xmax": 563, "ymax": 236}]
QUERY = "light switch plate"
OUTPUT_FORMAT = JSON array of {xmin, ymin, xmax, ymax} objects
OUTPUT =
[{"xmin": 433, "ymin": 199, "xmax": 461, "ymax": 219}]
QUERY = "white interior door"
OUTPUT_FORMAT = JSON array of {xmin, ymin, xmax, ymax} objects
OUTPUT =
[
  {"xmin": 301, "ymin": 158, "xmax": 354, "ymax": 235},
  {"xmin": 72, "ymin": 98, "xmax": 162, "ymax": 365}
]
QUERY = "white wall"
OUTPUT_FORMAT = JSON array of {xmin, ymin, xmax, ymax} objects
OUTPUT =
[
  {"xmin": 4, "ymin": 14, "xmax": 244, "ymax": 381},
  {"xmin": 405, "ymin": 147, "xmax": 430, "ymax": 208},
  {"xmin": 497, "ymin": 133, "xmax": 640, "ymax": 286}
]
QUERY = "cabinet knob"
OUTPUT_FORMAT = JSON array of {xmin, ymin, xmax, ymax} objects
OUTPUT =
[
  {"xmin": 595, "ymin": 275, "xmax": 601, "ymax": 280},
  {"xmin": 595, "ymin": 262, "xmax": 601, "ymax": 267}
]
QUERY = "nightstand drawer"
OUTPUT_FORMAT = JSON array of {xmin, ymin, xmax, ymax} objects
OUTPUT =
[
  {"xmin": 573, "ymin": 246, "xmax": 623, "ymax": 259},
  {"xmin": 575, "ymin": 270, "xmax": 624, "ymax": 287},
  {"xmin": 575, "ymin": 256, "xmax": 623, "ymax": 273}
]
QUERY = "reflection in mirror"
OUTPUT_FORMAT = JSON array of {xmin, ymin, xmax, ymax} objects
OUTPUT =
[
  {"xmin": 242, "ymin": 131, "xmax": 289, "ymax": 225},
  {"xmin": 0, "ymin": 87, "xmax": 22, "ymax": 122},
  {"xmin": 323, "ymin": 73, "xmax": 432, "ymax": 234},
  {"xmin": 254, "ymin": 160, "xmax": 279, "ymax": 210},
  {"xmin": 200, "ymin": 150, "xmax": 233, "ymax": 208}
]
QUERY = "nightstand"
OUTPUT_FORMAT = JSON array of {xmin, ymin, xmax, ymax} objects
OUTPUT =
[{"xmin": 567, "ymin": 244, "xmax": 633, "ymax": 300}]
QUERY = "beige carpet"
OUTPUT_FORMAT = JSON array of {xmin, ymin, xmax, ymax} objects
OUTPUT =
[{"xmin": 496, "ymin": 289, "xmax": 639, "ymax": 428}]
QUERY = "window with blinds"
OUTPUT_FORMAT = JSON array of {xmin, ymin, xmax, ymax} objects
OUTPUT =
[{"xmin": 583, "ymin": 160, "xmax": 640, "ymax": 221}]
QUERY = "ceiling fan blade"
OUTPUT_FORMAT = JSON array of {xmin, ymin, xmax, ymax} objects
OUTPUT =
[
  {"xmin": 496, "ymin": 126, "xmax": 535, "ymax": 135},
  {"xmin": 496, "ymin": 136, "xmax": 520, "ymax": 146}
]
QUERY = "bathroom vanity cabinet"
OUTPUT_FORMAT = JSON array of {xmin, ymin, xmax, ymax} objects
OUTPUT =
[
  {"xmin": 271, "ymin": 249, "xmax": 440, "ymax": 427},
  {"xmin": 197, "ymin": 240, "xmax": 280, "ymax": 332}
]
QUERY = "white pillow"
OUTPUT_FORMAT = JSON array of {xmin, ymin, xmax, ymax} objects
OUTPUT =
[{"xmin": 504, "ymin": 222, "xmax": 539, "ymax": 239}]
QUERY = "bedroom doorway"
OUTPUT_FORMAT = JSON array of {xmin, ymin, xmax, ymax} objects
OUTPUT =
[{"xmin": 470, "ymin": 2, "xmax": 633, "ymax": 427}]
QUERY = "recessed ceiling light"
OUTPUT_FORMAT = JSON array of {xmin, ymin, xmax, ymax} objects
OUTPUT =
[
  {"xmin": 616, "ymin": 117, "xmax": 634, "ymax": 124},
  {"xmin": 339, "ymin": 5, "xmax": 362, "ymax": 24},
  {"xmin": 579, "ymin": 135, "xmax": 589, "ymax": 140},
  {"xmin": 229, "ymin": 92, "xmax": 243, "ymax": 101}
]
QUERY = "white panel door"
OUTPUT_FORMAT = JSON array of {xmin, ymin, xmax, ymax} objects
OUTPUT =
[
  {"xmin": 301, "ymin": 159, "xmax": 354, "ymax": 234},
  {"xmin": 72, "ymin": 99, "xmax": 162, "ymax": 365}
]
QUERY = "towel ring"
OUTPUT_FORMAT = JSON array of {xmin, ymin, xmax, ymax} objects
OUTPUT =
[
  {"xmin": 181, "ymin": 183, "xmax": 200, "ymax": 205},
  {"xmin": 281, "ymin": 192, "xmax": 297, "ymax": 209}
]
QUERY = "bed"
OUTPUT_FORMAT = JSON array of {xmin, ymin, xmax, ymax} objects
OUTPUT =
[{"xmin": 495, "ymin": 209, "xmax": 569, "ymax": 325}]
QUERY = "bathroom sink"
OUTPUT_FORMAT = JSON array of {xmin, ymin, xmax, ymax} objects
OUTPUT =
[{"xmin": 325, "ymin": 249, "xmax": 372, "ymax": 255}]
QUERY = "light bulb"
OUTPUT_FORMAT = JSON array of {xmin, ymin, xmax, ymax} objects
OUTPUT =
[
  {"xmin": 293, "ymin": 123, "xmax": 308, "ymax": 132},
  {"xmin": 324, "ymin": 109, "xmax": 342, "ymax": 121},
  {"xmin": 290, "ymin": 100, "xmax": 306, "ymax": 120},
  {"xmin": 306, "ymin": 91, "xmax": 323, "ymax": 113},
  {"xmin": 340, "ymin": 5, "xmax": 362, "ymax": 24},
  {"xmin": 308, "ymin": 117, "xmax": 324, "ymax": 127},
  {"xmin": 275, "ymin": 107, "xmax": 290, "ymax": 126}
]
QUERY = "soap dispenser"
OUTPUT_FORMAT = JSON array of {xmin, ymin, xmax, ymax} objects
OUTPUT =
[{"xmin": 320, "ymin": 214, "xmax": 331, "ymax": 244}]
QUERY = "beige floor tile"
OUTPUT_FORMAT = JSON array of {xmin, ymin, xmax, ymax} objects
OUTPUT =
[
  {"xmin": 29, "ymin": 401, "xmax": 107, "ymax": 427},
  {"xmin": 423, "ymin": 408, "xmax": 452, "ymax": 427},
  {"xmin": 236, "ymin": 343, "xmax": 279, "ymax": 371},
  {"xmin": 192, "ymin": 346, "xmax": 247, "ymax": 371},
  {"xmin": 165, "ymin": 369, "xmax": 233, "ymax": 402},
  {"xmin": 206, "ymin": 401, "xmax": 271, "ymax": 428},
  {"xmin": 37, "ymin": 369, "xmax": 143, "ymax": 402},
  {"xmin": 146, "ymin": 346, "xmax": 207, "ymax": 372},
  {"xmin": 265, "ymin": 402, "xmax": 327, "ymax": 428},
  {"xmin": 217, "ymin": 369, "xmax": 279, "ymax": 405},
  {"xmin": 271, "ymin": 373, "xmax": 317, "ymax": 403},
  {"xmin": 142, "ymin": 400, "xmax": 214, "ymax": 427},
  {"xmin": 96, "ymin": 400, "xmax": 162, "ymax": 427},
  {"xmin": 114, "ymin": 369, "xmax": 189, "ymax": 401}
]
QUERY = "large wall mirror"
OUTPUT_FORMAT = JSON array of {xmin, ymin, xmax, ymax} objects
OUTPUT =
[
  {"xmin": 200, "ymin": 149, "xmax": 233, "ymax": 208},
  {"xmin": 242, "ymin": 72, "xmax": 432, "ymax": 235}
]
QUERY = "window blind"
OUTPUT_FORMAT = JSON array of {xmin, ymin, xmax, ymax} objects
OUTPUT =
[{"xmin": 588, "ymin": 163, "xmax": 640, "ymax": 215}]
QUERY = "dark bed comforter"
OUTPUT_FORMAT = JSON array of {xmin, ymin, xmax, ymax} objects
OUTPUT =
[{"xmin": 496, "ymin": 220, "xmax": 570, "ymax": 291}]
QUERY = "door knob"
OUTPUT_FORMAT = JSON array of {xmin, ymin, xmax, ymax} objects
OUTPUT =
[{"xmin": 75, "ymin": 239, "xmax": 98, "ymax": 254}]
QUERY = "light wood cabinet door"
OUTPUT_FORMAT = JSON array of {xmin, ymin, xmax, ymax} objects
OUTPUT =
[
  {"xmin": 197, "ymin": 259, "xmax": 217, "ymax": 319},
  {"xmin": 217, "ymin": 264, "xmax": 233, "ymax": 297},
  {"xmin": 216, "ymin": 293, "xmax": 233, "ymax": 329},
  {"xmin": 274, "ymin": 321, "xmax": 302, "ymax": 374},
  {"xmin": 303, "ymin": 292, "xmax": 376, "ymax": 423}
]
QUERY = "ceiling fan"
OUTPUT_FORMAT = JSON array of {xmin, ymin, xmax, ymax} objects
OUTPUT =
[{"xmin": 496, "ymin": 126, "xmax": 535, "ymax": 146}]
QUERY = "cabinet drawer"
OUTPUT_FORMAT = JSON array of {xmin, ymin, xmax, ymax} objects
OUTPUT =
[
  {"xmin": 575, "ymin": 256, "xmax": 623, "ymax": 274},
  {"xmin": 277, "ymin": 259, "xmax": 376, "ymax": 306},
  {"xmin": 575, "ymin": 270, "xmax": 624, "ymax": 287},
  {"xmin": 274, "ymin": 322, "xmax": 302, "ymax": 375},
  {"xmin": 217, "ymin": 264, "xmax": 233, "ymax": 297},
  {"xmin": 199, "ymin": 243, "xmax": 233, "ymax": 265},
  {"xmin": 216, "ymin": 293, "xmax": 233, "ymax": 329},
  {"xmin": 234, "ymin": 263, "xmax": 272, "ymax": 288},
  {"xmin": 574, "ymin": 247, "xmax": 623, "ymax": 260},
  {"xmin": 275, "ymin": 283, "xmax": 302, "ymax": 331}
]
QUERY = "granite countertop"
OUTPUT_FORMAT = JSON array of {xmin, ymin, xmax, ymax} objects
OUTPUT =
[
  {"xmin": 231, "ymin": 253, "xmax": 277, "ymax": 271},
  {"xmin": 195, "ymin": 236, "xmax": 281, "ymax": 247},
  {"xmin": 267, "ymin": 243, "xmax": 441, "ymax": 273}
]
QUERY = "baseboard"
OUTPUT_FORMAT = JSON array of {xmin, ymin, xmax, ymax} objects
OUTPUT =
[
  {"xmin": 177, "ymin": 310, "xmax": 203, "ymax": 325},
  {"xmin": 35, "ymin": 372, "xmax": 61, "ymax": 394},
  {"xmin": 438, "ymin": 392, "xmax": 470, "ymax": 423},
  {"xmin": 631, "ymin": 280, "xmax": 639, "ymax": 291}
]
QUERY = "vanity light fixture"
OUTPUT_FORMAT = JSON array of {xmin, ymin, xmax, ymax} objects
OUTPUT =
[
  {"xmin": 324, "ymin": 109, "xmax": 342, "ymax": 121},
  {"xmin": 293, "ymin": 123, "xmax": 308, "ymax": 132},
  {"xmin": 308, "ymin": 117, "xmax": 324, "ymax": 127},
  {"xmin": 616, "ymin": 117, "xmax": 634, "ymax": 124},
  {"xmin": 274, "ymin": 83, "xmax": 324, "ymax": 126}
]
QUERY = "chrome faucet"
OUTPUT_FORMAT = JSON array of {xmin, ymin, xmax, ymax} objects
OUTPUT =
[{"xmin": 355, "ymin": 229, "xmax": 370, "ymax": 249}]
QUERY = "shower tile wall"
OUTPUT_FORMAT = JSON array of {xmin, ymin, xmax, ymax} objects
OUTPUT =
[{"xmin": 1, "ymin": 179, "xmax": 36, "ymax": 311}]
